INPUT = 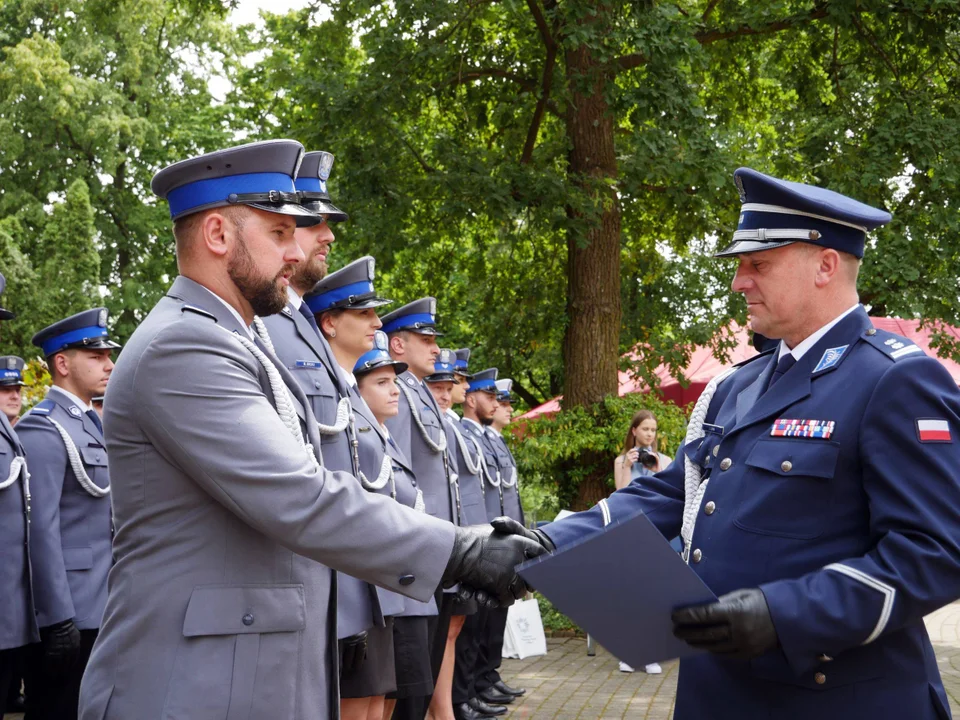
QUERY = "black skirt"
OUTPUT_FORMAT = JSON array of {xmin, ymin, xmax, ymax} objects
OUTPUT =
[
  {"xmin": 387, "ymin": 616, "xmax": 434, "ymax": 699},
  {"xmin": 340, "ymin": 619, "xmax": 397, "ymax": 698}
]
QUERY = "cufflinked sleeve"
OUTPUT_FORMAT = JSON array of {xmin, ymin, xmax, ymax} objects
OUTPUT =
[
  {"xmin": 541, "ymin": 449, "xmax": 685, "ymax": 549},
  {"xmin": 131, "ymin": 321, "xmax": 455, "ymax": 604},
  {"xmin": 761, "ymin": 355, "xmax": 960, "ymax": 675},
  {"xmin": 17, "ymin": 414, "xmax": 76, "ymax": 626}
]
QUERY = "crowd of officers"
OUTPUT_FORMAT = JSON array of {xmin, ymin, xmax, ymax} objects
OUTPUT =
[{"xmin": 0, "ymin": 147, "xmax": 529, "ymax": 720}]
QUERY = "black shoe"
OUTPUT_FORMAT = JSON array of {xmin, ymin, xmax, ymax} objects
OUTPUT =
[
  {"xmin": 468, "ymin": 696, "xmax": 508, "ymax": 716},
  {"xmin": 493, "ymin": 679, "xmax": 526, "ymax": 697},
  {"xmin": 479, "ymin": 687, "xmax": 514, "ymax": 705},
  {"xmin": 454, "ymin": 702, "xmax": 491, "ymax": 720}
]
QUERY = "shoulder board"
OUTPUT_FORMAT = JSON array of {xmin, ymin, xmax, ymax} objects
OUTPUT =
[
  {"xmin": 26, "ymin": 399, "xmax": 55, "ymax": 417},
  {"xmin": 861, "ymin": 328, "xmax": 925, "ymax": 362},
  {"xmin": 181, "ymin": 304, "xmax": 218, "ymax": 322}
]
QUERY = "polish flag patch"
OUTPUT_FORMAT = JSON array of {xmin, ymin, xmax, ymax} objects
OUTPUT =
[{"xmin": 917, "ymin": 419, "xmax": 952, "ymax": 443}]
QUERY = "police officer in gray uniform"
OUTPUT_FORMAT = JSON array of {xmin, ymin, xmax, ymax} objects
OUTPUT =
[
  {"xmin": 491, "ymin": 379, "xmax": 523, "ymax": 527},
  {"xmin": 18, "ymin": 307, "xmax": 119, "ymax": 720},
  {"xmin": 354, "ymin": 332, "xmax": 440, "ymax": 715},
  {"xmin": 78, "ymin": 140, "xmax": 541, "ymax": 720},
  {"xmin": 257, "ymin": 156, "xmax": 387, "ymax": 698},
  {"xmin": 0, "ymin": 282, "xmax": 38, "ymax": 714}
]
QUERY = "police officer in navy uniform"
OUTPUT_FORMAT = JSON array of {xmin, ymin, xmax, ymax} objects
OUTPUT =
[
  {"xmin": 0, "ymin": 356, "xmax": 27, "ymax": 425},
  {"xmin": 506, "ymin": 167, "xmax": 960, "ymax": 719},
  {"xmin": 18, "ymin": 307, "xmax": 119, "ymax": 720},
  {"xmin": 0, "ymin": 282, "xmax": 38, "ymax": 716}
]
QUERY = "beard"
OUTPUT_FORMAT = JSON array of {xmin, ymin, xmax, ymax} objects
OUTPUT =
[
  {"xmin": 290, "ymin": 251, "xmax": 328, "ymax": 293},
  {"xmin": 228, "ymin": 232, "xmax": 292, "ymax": 317}
]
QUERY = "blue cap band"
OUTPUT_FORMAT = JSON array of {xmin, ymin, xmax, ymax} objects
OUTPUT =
[
  {"xmin": 382, "ymin": 312, "xmax": 435, "ymax": 334},
  {"xmin": 41, "ymin": 325, "xmax": 109, "ymax": 357},
  {"xmin": 166, "ymin": 172, "xmax": 296, "ymax": 219},
  {"xmin": 435, "ymin": 361, "xmax": 455, "ymax": 373},
  {"xmin": 306, "ymin": 280, "xmax": 376, "ymax": 314},
  {"xmin": 455, "ymin": 360, "xmax": 468, "ymax": 370},
  {"xmin": 0, "ymin": 369, "xmax": 20, "ymax": 380},
  {"xmin": 355, "ymin": 348, "xmax": 391, "ymax": 372},
  {"xmin": 295, "ymin": 177, "xmax": 328, "ymax": 193},
  {"xmin": 468, "ymin": 378, "xmax": 497, "ymax": 393}
]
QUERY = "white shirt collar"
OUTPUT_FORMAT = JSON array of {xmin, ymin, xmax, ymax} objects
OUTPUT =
[
  {"xmin": 486, "ymin": 427, "xmax": 501, "ymax": 437},
  {"xmin": 339, "ymin": 367, "xmax": 358, "ymax": 388},
  {"xmin": 50, "ymin": 385, "xmax": 92, "ymax": 414},
  {"xmin": 779, "ymin": 304, "xmax": 861, "ymax": 362},
  {"xmin": 196, "ymin": 285, "xmax": 254, "ymax": 340},
  {"xmin": 461, "ymin": 416, "xmax": 483, "ymax": 431},
  {"xmin": 286, "ymin": 285, "xmax": 303, "ymax": 310},
  {"xmin": 445, "ymin": 408, "xmax": 460, "ymax": 422}
]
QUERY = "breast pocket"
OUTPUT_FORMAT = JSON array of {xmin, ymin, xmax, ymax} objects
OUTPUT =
[
  {"xmin": 80, "ymin": 445, "xmax": 109, "ymax": 490},
  {"xmin": 163, "ymin": 585, "xmax": 305, "ymax": 720},
  {"xmin": 418, "ymin": 407, "xmax": 442, "ymax": 442},
  {"xmin": 734, "ymin": 438, "xmax": 840, "ymax": 540},
  {"xmin": 296, "ymin": 368, "xmax": 345, "ymax": 446}
]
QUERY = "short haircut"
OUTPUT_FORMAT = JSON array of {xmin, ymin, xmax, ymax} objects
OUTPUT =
[{"xmin": 173, "ymin": 205, "xmax": 248, "ymax": 262}]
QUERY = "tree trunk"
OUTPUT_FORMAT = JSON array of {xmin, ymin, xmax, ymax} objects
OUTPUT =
[{"xmin": 561, "ymin": 7, "xmax": 622, "ymax": 410}]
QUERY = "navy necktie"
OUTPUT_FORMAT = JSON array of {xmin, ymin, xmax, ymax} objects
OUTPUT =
[
  {"xmin": 86, "ymin": 409, "xmax": 103, "ymax": 435},
  {"xmin": 298, "ymin": 302, "xmax": 321, "ymax": 335},
  {"xmin": 768, "ymin": 353, "xmax": 797, "ymax": 390}
]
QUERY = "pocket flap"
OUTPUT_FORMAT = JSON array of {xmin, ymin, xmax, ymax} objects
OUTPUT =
[
  {"xmin": 419, "ymin": 407, "xmax": 440, "ymax": 428},
  {"xmin": 81, "ymin": 445, "xmax": 109, "ymax": 467},
  {"xmin": 63, "ymin": 546, "xmax": 94, "ymax": 570},
  {"xmin": 182, "ymin": 585, "xmax": 305, "ymax": 637},
  {"xmin": 745, "ymin": 438, "xmax": 840, "ymax": 479}
]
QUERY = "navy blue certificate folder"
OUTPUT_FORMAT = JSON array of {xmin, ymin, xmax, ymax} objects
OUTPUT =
[{"xmin": 518, "ymin": 511, "xmax": 717, "ymax": 667}]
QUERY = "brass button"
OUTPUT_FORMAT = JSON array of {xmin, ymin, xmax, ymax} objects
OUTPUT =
[
  {"xmin": 719, "ymin": 458, "xmax": 732, "ymax": 471},
  {"xmin": 704, "ymin": 501, "xmax": 716, "ymax": 516},
  {"xmin": 691, "ymin": 549, "xmax": 702, "ymax": 563},
  {"xmin": 712, "ymin": 445, "xmax": 719, "ymax": 457},
  {"xmin": 814, "ymin": 672, "xmax": 826, "ymax": 685},
  {"xmin": 818, "ymin": 654, "xmax": 833, "ymax": 663},
  {"xmin": 781, "ymin": 460, "xmax": 793, "ymax": 473}
]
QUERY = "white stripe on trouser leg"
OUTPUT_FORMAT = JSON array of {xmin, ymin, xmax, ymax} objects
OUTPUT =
[{"xmin": 824, "ymin": 563, "xmax": 896, "ymax": 644}]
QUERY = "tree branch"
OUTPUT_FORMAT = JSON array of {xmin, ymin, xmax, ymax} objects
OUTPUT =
[
  {"xmin": 695, "ymin": 3, "xmax": 830, "ymax": 46},
  {"xmin": 850, "ymin": 11, "xmax": 901, "ymax": 84},
  {"xmin": 389, "ymin": 128, "xmax": 437, "ymax": 175},
  {"xmin": 526, "ymin": 0, "xmax": 557, "ymax": 51},
  {"xmin": 520, "ymin": 0, "xmax": 559, "ymax": 165},
  {"xmin": 615, "ymin": 52, "xmax": 649, "ymax": 72},
  {"xmin": 701, "ymin": 0, "xmax": 722, "ymax": 23}
]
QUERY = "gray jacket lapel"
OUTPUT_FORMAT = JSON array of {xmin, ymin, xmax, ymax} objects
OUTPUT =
[
  {"xmin": 288, "ymin": 306, "xmax": 350, "ymax": 398},
  {"xmin": 47, "ymin": 387, "xmax": 103, "ymax": 444}
]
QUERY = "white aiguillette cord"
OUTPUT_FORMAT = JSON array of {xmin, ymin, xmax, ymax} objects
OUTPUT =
[
  {"xmin": 396, "ymin": 380, "xmax": 447, "ymax": 454},
  {"xmin": 48, "ymin": 421, "xmax": 109, "ymax": 498}
]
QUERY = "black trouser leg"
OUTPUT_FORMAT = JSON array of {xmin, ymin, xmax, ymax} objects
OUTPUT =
[
  {"xmin": 391, "ymin": 695, "xmax": 430, "ymax": 720},
  {"xmin": 23, "ymin": 629, "xmax": 97, "ymax": 720},
  {"xmin": 452, "ymin": 607, "xmax": 487, "ymax": 704},
  {"xmin": 474, "ymin": 607, "xmax": 507, "ymax": 693},
  {"xmin": 0, "ymin": 646, "xmax": 23, "ymax": 713}
]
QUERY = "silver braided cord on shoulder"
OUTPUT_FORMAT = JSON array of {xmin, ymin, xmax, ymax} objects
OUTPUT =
[
  {"xmin": 48, "ymin": 419, "xmax": 110, "ymax": 497},
  {"xmin": 0, "ymin": 455, "xmax": 27, "ymax": 491},
  {"xmin": 359, "ymin": 450, "xmax": 394, "ymax": 493},
  {"xmin": 230, "ymin": 319, "xmax": 321, "ymax": 471},
  {"xmin": 447, "ymin": 419, "xmax": 483, "ymax": 475},
  {"xmin": 680, "ymin": 366, "xmax": 738, "ymax": 563},
  {"xmin": 317, "ymin": 397, "xmax": 352, "ymax": 435},
  {"xmin": 396, "ymin": 380, "xmax": 447, "ymax": 454}
]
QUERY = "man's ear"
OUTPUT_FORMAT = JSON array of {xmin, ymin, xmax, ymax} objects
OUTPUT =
[
  {"xmin": 389, "ymin": 334, "xmax": 404, "ymax": 357},
  {"xmin": 814, "ymin": 248, "xmax": 841, "ymax": 289},
  {"xmin": 200, "ymin": 211, "xmax": 231, "ymax": 258}
]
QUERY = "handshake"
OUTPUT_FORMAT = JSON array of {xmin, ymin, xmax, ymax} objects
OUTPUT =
[{"xmin": 441, "ymin": 516, "xmax": 556, "ymax": 609}]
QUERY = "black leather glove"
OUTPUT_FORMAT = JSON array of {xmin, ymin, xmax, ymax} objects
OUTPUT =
[
  {"xmin": 338, "ymin": 631, "xmax": 368, "ymax": 675},
  {"xmin": 671, "ymin": 587, "xmax": 779, "ymax": 660},
  {"xmin": 490, "ymin": 516, "xmax": 556, "ymax": 552},
  {"xmin": 455, "ymin": 585, "xmax": 500, "ymax": 611},
  {"xmin": 442, "ymin": 524, "xmax": 545, "ymax": 606},
  {"xmin": 40, "ymin": 619, "xmax": 82, "ymax": 678}
]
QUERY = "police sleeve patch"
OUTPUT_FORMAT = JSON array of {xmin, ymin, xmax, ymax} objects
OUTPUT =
[{"xmin": 917, "ymin": 419, "xmax": 952, "ymax": 443}]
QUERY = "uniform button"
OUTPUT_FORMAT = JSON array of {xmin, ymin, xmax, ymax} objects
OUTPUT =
[
  {"xmin": 814, "ymin": 672, "xmax": 826, "ymax": 685},
  {"xmin": 704, "ymin": 501, "xmax": 716, "ymax": 516},
  {"xmin": 818, "ymin": 654, "xmax": 833, "ymax": 663},
  {"xmin": 866, "ymin": 328, "xmax": 877, "ymax": 336},
  {"xmin": 691, "ymin": 549, "xmax": 702, "ymax": 563},
  {"xmin": 719, "ymin": 458, "xmax": 732, "ymax": 471},
  {"xmin": 399, "ymin": 574, "xmax": 415, "ymax": 586},
  {"xmin": 781, "ymin": 460, "xmax": 793, "ymax": 472},
  {"xmin": 314, "ymin": 380, "xmax": 322, "ymax": 389},
  {"xmin": 712, "ymin": 445, "xmax": 719, "ymax": 457},
  {"xmin": 242, "ymin": 613, "xmax": 254, "ymax": 626}
]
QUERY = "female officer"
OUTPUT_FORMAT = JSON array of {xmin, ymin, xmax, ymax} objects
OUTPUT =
[{"xmin": 354, "ymin": 332, "xmax": 440, "ymax": 720}]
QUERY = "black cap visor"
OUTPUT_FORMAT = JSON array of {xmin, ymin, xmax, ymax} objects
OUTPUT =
[
  {"xmin": 323, "ymin": 293, "xmax": 392, "ymax": 312},
  {"xmin": 355, "ymin": 357, "xmax": 408, "ymax": 376},
  {"xmin": 245, "ymin": 201, "xmax": 322, "ymax": 228},
  {"xmin": 0, "ymin": 307, "xmax": 15, "ymax": 321},
  {"xmin": 300, "ymin": 196, "xmax": 349, "ymax": 223},
  {"xmin": 52, "ymin": 338, "xmax": 122, "ymax": 356},
  {"xmin": 424, "ymin": 372, "xmax": 458, "ymax": 384},
  {"xmin": 0, "ymin": 379, "xmax": 26, "ymax": 387}
]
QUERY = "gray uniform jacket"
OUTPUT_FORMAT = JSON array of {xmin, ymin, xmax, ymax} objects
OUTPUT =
[
  {"xmin": 78, "ymin": 277, "xmax": 455, "ymax": 720},
  {"xmin": 460, "ymin": 418, "xmax": 503, "ymax": 521},
  {"xmin": 0, "ymin": 413, "xmax": 38, "ymax": 649},
  {"xmin": 18, "ymin": 387, "xmax": 112, "ymax": 631},
  {"xmin": 386, "ymin": 372, "xmax": 456, "ymax": 526},
  {"xmin": 444, "ymin": 410, "xmax": 487, "ymax": 527},
  {"xmin": 351, "ymin": 390, "xmax": 437, "ymax": 618},
  {"xmin": 261, "ymin": 304, "xmax": 382, "ymax": 639},
  {"xmin": 488, "ymin": 429, "xmax": 524, "ymax": 524}
]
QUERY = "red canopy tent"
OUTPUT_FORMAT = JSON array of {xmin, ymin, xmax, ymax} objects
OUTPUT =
[{"xmin": 518, "ymin": 317, "xmax": 960, "ymax": 421}]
